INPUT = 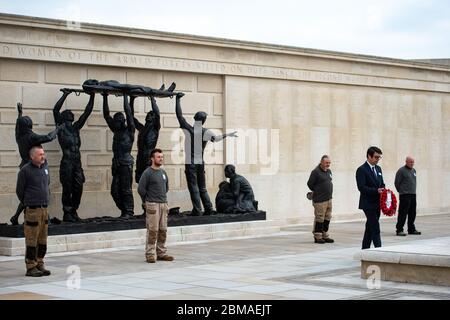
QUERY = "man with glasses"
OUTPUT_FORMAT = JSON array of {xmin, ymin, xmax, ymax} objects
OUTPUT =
[{"xmin": 356, "ymin": 146, "xmax": 385, "ymax": 249}]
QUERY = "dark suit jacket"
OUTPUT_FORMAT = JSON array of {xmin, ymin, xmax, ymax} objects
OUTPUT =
[{"xmin": 356, "ymin": 162, "xmax": 385, "ymax": 211}]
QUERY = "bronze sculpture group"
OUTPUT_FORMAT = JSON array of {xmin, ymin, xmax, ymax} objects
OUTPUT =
[{"xmin": 10, "ymin": 79, "xmax": 258, "ymax": 225}]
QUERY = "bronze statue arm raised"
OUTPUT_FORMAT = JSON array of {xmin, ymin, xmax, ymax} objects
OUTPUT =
[
  {"xmin": 150, "ymin": 96, "xmax": 160, "ymax": 117},
  {"xmin": 129, "ymin": 96, "xmax": 144, "ymax": 131},
  {"xmin": 13, "ymin": 101, "xmax": 59, "ymax": 145},
  {"xmin": 175, "ymin": 92, "xmax": 191, "ymax": 130},
  {"xmin": 15, "ymin": 102, "xmax": 22, "ymax": 138},
  {"xmin": 74, "ymin": 93, "xmax": 95, "ymax": 130},
  {"xmin": 150, "ymin": 96, "xmax": 161, "ymax": 130},
  {"xmin": 123, "ymin": 94, "xmax": 135, "ymax": 134},
  {"xmin": 53, "ymin": 89, "xmax": 71, "ymax": 125},
  {"xmin": 17, "ymin": 102, "xmax": 23, "ymax": 118},
  {"xmin": 102, "ymin": 93, "xmax": 115, "ymax": 131}
]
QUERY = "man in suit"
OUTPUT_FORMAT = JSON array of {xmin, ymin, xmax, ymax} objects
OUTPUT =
[{"xmin": 356, "ymin": 146, "xmax": 385, "ymax": 249}]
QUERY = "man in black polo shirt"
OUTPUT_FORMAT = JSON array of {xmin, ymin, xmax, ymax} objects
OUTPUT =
[{"xmin": 16, "ymin": 145, "xmax": 51, "ymax": 277}]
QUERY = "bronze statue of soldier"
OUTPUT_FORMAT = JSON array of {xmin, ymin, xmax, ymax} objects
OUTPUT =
[
  {"xmin": 215, "ymin": 181, "xmax": 235, "ymax": 213},
  {"xmin": 103, "ymin": 92, "xmax": 135, "ymax": 218},
  {"xmin": 53, "ymin": 89, "xmax": 95, "ymax": 222},
  {"xmin": 223, "ymin": 164, "xmax": 257, "ymax": 213},
  {"xmin": 175, "ymin": 93, "xmax": 237, "ymax": 216},
  {"xmin": 130, "ymin": 95, "xmax": 161, "ymax": 184},
  {"xmin": 10, "ymin": 103, "xmax": 60, "ymax": 225}
]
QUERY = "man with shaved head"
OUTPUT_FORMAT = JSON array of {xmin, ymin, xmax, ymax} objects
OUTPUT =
[
  {"xmin": 394, "ymin": 156, "xmax": 421, "ymax": 236},
  {"xmin": 16, "ymin": 145, "xmax": 51, "ymax": 277}
]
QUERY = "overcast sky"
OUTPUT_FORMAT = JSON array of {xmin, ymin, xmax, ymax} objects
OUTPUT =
[{"xmin": 1, "ymin": 0, "xmax": 449, "ymax": 59}]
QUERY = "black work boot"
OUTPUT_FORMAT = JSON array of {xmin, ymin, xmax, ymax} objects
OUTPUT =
[
  {"xmin": 26, "ymin": 267, "xmax": 43, "ymax": 277},
  {"xmin": 37, "ymin": 265, "xmax": 51, "ymax": 276},
  {"xmin": 157, "ymin": 255, "xmax": 174, "ymax": 261}
]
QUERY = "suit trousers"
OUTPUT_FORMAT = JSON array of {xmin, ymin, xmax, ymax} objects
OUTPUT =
[{"xmin": 362, "ymin": 209, "xmax": 381, "ymax": 249}]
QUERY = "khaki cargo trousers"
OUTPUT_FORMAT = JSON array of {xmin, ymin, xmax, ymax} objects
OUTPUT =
[
  {"xmin": 145, "ymin": 202, "xmax": 169, "ymax": 259},
  {"xmin": 24, "ymin": 207, "xmax": 48, "ymax": 270},
  {"xmin": 312, "ymin": 200, "xmax": 332, "ymax": 240}
]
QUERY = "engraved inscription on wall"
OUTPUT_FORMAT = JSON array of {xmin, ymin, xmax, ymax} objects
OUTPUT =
[{"xmin": 0, "ymin": 42, "xmax": 449, "ymax": 93}]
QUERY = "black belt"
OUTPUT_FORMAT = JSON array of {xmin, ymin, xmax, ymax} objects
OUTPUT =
[{"xmin": 27, "ymin": 205, "xmax": 48, "ymax": 209}]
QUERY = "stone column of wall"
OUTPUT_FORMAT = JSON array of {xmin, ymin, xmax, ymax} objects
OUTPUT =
[{"xmin": 0, "ymin": 59, "xmax": 225, "ymax": 222}]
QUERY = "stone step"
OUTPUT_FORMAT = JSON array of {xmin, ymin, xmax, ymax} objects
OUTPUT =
[
  {"xmin": 356, "ymin": 237, "xmax": 450, "ymax": 286},
  {"xmin": 0, "ymin": 220, "xmax": 282, "ymax": 256}
]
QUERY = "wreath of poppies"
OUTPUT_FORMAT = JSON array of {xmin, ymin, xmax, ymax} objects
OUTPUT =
[{"xmin": 380, "ymin": 189, "xmax": 397, "ymax": 216}]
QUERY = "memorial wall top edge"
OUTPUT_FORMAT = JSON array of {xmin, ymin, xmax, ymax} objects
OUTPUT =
[{"xmin": 0, "ymin": 12, "xmax": 449, "ymax": 73}]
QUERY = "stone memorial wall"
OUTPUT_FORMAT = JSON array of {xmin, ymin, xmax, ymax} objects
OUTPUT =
[{"xmin": 0, "ymin": 14, "xmax": 449, "ymax": 224}]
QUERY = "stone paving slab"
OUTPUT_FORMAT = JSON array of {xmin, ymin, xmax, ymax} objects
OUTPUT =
[{"xmin": 0, "ymin": 213, "xmax": 449, "ymax": 300}]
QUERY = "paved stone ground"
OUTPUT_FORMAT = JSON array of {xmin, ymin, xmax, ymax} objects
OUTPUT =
[{"xmin": 0, "ymin": 213, "xmax": 449, "ymax": 300}]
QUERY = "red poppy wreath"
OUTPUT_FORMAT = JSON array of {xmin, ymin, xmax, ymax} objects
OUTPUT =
[{"xmin": 380, "ymin": 189, "xmax": 397, "ymax": 216}]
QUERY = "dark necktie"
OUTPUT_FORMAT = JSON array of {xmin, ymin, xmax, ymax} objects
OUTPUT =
[{"xmin": 372, "ymin": 166, "xmax": 377, "ymax": 180}]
